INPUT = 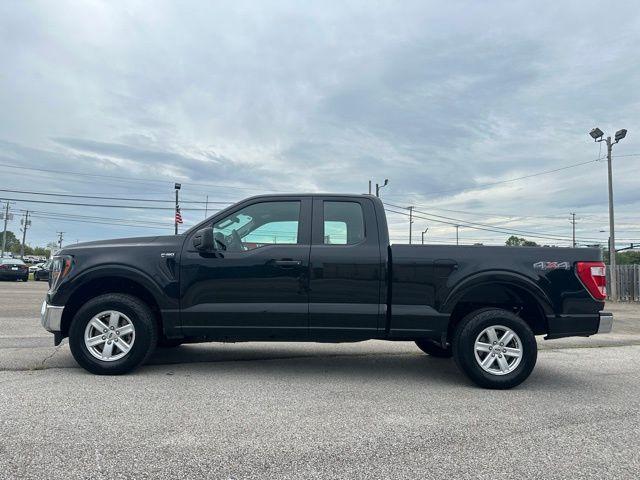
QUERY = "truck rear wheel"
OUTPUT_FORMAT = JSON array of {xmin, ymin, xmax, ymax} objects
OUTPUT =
[
  {"xmin": 69, "ymin": 293, "xmax": 158, "ymax": 375},
  {"xmin": 452, "ymin": 308, "xmax": 537, "ymax": 389},
  {"xmin": 414, "ymin": 339, "xmax": 452, "ymax": 358}
]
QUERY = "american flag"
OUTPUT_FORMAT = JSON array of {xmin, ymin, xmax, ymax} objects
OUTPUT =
[{"xmin": 175, "ymin": 206, "xmax": 183, "ymax": 224}]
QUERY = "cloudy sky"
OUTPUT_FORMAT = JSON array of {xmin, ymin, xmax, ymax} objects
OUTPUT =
[{"xmin": 1, "ymin": 0, "xmax": 639, "ymax": 249}]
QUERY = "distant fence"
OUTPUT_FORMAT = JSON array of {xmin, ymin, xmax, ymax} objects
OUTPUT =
[{"xmin": 607, "ymin": 265, "xmax": 640, "ymax": 302}]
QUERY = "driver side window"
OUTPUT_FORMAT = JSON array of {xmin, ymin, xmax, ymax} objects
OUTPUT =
[{"xmin": 213, "ymin": 201, "xmax": 301, "ymax": 251}]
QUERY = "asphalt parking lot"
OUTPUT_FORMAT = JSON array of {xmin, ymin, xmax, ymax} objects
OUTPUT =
[{"xmin": 1, "ymin": 281, "xmax": 639, "ymax": 479}]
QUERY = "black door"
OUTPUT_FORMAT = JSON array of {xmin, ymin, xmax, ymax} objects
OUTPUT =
[
  {"xmin": 309, "ymin": 197, "xmax": 384, "ymax": 340},
  {"xmin": 180, "ymin": 197, "xmax": 312, "ymax": 340}
]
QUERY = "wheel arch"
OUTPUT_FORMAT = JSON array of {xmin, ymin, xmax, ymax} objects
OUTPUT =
[
  {"xmin": 443, "ymin": 271, "xmax": 553, "ymax": 340},
  {"xmin": 60, "ymin": 268, "xmax": 165, "ymax": 338}
]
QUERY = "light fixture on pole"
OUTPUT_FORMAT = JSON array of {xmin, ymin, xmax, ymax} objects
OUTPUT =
[
  {"xmin": 589, "ymin": 126, "xmax": 627, "ymax": 301},
  {"xmin": 375, "ymin": 179, "xmax": 389, "ymax": 197}
]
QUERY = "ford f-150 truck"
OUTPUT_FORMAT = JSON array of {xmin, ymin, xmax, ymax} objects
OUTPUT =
[{"xmin": 40, "ymin": 194, "xmax": 612, "ymax": 388}]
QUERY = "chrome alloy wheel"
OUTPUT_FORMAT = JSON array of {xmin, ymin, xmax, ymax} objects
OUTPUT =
[
  {"xmin": 84, "ymin": 310, "xmax": 135, "ymax": 362},
  {"xmin": 474, "ymin": 325, "xmax": 523, "ymax": 375}
]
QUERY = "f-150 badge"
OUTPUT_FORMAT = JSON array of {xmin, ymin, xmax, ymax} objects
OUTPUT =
[{"xmin": 533, "ymin": 261, "xmax": 570, "ymax": 270}]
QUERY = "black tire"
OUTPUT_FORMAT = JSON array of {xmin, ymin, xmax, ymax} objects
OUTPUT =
[
  {"xmin": 415, "ymin": 339, "xmax": 453, "ymax": 358},
  {"xmin": 69, "ymin": 293, "xmax": 158, "ymax": 375},
  {"xmin": 452, "ymin": 308, "xmax": 537, "ymax": 389}
]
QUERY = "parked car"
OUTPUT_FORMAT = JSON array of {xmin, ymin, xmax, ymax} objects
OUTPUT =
[
  {"xmin": 29, "ymin": 262, "xmax": 44, "ymax": 273},
  {"xmin": 0, "ymin": 258, "xmax": 29, "ymax": 281},
  {"xmin": 40, "ymin": 194, "xmax": 612, "ymax": 388},
  {"xmin": 33, "ymin": 261, "xmax": 51, "ymax": 281}
]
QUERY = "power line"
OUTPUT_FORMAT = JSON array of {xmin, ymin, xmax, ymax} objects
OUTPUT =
[
  {"xmin": 0, "ymin": 188, "xmax": 231, "ymax": 204},
  {"xmin": 0, "ymin": 196, "xmax": 212, "ymax": 210},
  {"xmin": 0, "ymin": 162, "xmax": 272, "ymax": 192},
  {"xmin": 383, "ymin": 206, "xmax": 607, "ymax": 243},
  {"xmin": 29, "ymin": 213, "xmax": 173, "ymax": 230},
  {"xmin": 385, "ymin": 155, "xmax": 640, "ymax": 200}
]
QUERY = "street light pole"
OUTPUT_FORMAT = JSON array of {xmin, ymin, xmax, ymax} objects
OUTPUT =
[
  {"xmin": 590, "ymin": 127, "xmax": 627, "ymax": 301},
  {"xmin": 421, "ymin": 227, "xmax": 429, "ymax": 245},
  {"xmin": 605, "ymin": 136, "xmax": 617, "ymax": 300},
  {"xmin": 455, "ymin": 225, "xmax": 460, "ymax": 245},
  {"xmin": 375, "ymin": 179, "xmax": 388, "ymax": 197}
]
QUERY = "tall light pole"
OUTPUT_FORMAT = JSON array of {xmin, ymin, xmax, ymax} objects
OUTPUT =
[
  {"xmin": 589, "ymin": 127, "xmax": 627, "ymax": 301},
  {"xmin": 421, "ymin": 227, "xmax": 429, "ymax": 245},
  {"xmin": 570, "ymin": 212, "xmax": 576, "ymax": 248},
  {"xmin": 455, "ymin": 225, "xmax": 460, "ymax": 245},
  {"xmin": 375, "ymin": 179, "xmax": 388, "ymax": 197}
]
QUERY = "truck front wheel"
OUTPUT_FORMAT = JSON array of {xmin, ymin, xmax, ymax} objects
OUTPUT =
[
  {"xmin": 452, "ymin": 308, "xmax": 537, "ymax": 389},
  {"xmin": 69, "ymin": 293, "xmax": 158, "ymax": 375}
]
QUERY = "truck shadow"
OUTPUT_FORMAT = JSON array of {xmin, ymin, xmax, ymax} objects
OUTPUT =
[{"xmin": 143, "ymin": 342, "xmax": 578, "ymax": 390}]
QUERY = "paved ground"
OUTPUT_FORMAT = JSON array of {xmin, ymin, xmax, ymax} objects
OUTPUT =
[{"xmin": 1, "ymin": 281, "xmax": 639, "ymax": 479}]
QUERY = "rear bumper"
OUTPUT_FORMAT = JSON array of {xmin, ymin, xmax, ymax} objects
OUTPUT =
[
  {"xmin": 597, "ymin": 312, "xmax": 613, "ymax": 334},
  {"xmin": 545, "ymin": 311, "xmax": 613, "ymax": 339},
  {"xmin": 40, "ymin": 300, "xmax": 64, "ymax": 333},
  {"xmin": 0, "ymin": 271, "xmax": 28, "ymax": 279}
]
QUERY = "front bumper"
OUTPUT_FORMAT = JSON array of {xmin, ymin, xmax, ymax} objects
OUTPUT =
[
  {"xmin": 597, "ymin": 312, "xmax": 613, "ymax": 334},
  {"xmin": 40, "ymin": 300, "xmax": 64, "ymax": 333}
]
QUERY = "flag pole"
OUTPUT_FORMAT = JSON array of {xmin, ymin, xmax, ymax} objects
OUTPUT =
[{"xmin": 174, "ymin": 183, "xmax": 181, "ymax": 234}]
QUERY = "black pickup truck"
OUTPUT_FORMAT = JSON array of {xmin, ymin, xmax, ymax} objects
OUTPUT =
[{"xmin": 41, "ymin": 194, "xmax": 612, "ymax": 388}]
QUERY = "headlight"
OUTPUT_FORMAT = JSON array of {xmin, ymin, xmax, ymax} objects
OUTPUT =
[{"xmin": 49, "ymin": 255, "xmax": 73, "ymax": 292}]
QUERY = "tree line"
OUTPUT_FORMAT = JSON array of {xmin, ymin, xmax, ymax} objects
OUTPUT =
[{"xmin": 1, "ymin": 230, "xmax": 53, "ymax": 257}]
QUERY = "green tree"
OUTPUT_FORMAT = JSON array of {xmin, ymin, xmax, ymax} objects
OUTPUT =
[
  {"xmin": 1, "ymin": 230, "xmax": 20, "ymax": 253},
  {"xmin": 505, "ymin": 235, "xmax": 539, "ymax": 247}
]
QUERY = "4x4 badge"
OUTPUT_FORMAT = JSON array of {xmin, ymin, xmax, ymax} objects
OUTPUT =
[
  {"xmin": 160, "ymin": 252, "xmax": 175, "ymax": 258},
  {"xmin": 533, "ymin": 261, "xmax": 570, "ymax": 270}
]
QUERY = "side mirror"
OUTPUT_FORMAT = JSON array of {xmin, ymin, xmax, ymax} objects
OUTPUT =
[{"xmin": 192, "ymin": 227, "xmax": 215, "ymax": 251}]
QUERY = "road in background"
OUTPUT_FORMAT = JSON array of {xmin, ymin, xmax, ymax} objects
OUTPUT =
[{"xmin": 1, "ymin": 281, "xmax": 639, "ymax": 479}]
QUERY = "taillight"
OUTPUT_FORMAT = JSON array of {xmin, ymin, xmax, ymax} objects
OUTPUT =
[{"xmin": 576, "ymin": 261, "xmax": 607, "ymax": 300}]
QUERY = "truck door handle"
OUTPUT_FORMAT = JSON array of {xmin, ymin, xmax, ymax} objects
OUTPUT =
[{"xmin": 273, "ymin": 260, "xmax": 302, "ymax": 267}]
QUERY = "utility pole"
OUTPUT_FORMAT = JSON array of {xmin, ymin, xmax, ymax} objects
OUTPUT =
[
  {"xmin": 408, "ymin": 206, "xmax": 414, "ymax": 244},
  {"xmin": 570, "ymin": 212, "xmax": 576, "ymax": 247},
  {"xmin": 375, "ymin": 179, "xmax": 388, "ymax": 197},
  {"xmin": 1, "ymin": 201, "xmax": 10, "ymax": 258},
  {"xmin": 589, "ymin": 127, "xmax": 627, "ymax": 301},
  {"xmin": 421, "ymin": 227, "xmax": 429, "ymax": 245},
  {"xmin": 57, "ymin": 232, "xmax": 64, "ymax": 249},
  {"xmin": 20, "ymin": 210, "xmax": 30, "ymax": 259},
  {"xmin": 204, "ymin": 195, "xmax": 209, "ymax": 219},
  {"xmin": 174, "ymin": 183, "xmax": 181, "ymax": 234},
  {"xmin": 368, "ymin": 180, "xmax": 372, "ymax": 195},
  {"xmin": 455, "ymin": 225, "xmax": 460, "ymax": 245}
]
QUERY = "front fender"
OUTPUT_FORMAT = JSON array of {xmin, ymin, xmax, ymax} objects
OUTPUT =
[{"xmin": 50, "ymin": 264, "xmax": 176, "ymax": 310}]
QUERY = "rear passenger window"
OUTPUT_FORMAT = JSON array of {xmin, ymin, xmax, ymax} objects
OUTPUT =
[{"xmin": 323, "ymin": 201, "xmax": 365, "ymax": 245}]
